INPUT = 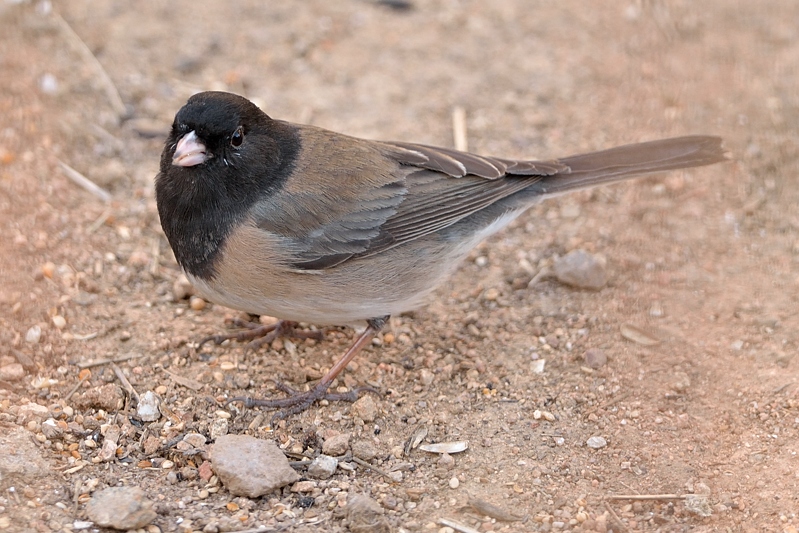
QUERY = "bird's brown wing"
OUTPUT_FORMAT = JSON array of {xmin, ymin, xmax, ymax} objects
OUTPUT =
[
  {"xmin": 253, "ymin": 128, "xmax": 725, "ymax": 270},
  {"xmin": 251, "ymin": 128, "xmax": 561, "ymax": 270}
]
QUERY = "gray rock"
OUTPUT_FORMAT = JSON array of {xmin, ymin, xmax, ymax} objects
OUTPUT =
[
  {"xmin": 182, "ymin": 432, "xmax": 207, "ymax": 448},
  {"xmin": 0, "ymin": 363, "xmax": 25, "ymax": 381},
  {"xmin": 346, "ymin": 493, "xmax": 390, "ymax": 533},
  {"xmin": 684, "ymin": 494, "xmax": 712, "ymax": 517},
  {"xmin": 211, "ymin": 435, "xmax": 299, "ymax": 497},
  {"xmin": 307, "ymin": 454, "xmax": 338, "ymax": 479},
  {"xmin": 351, "ymin": 440, "xmax": 378, "ymax": 461},
  {"xmin": 322, "ymin": 432, "xmax": 351, "ymax": 456},
  {"xmin": 86, "ymin": 487, "xmax": 156, "ymax": 530},
  {"xmin": 209, "ymin": 417, "xmax": 229, "ymax": 440},
  {"xmin": 553, "ymin": 250, "xmax": 608, "ymax": 290},
  {"xmin": 351, "ymin": 395, "xmax": 378, "ymax": 422},
  {"xmin": 0, "ymin": 427, "xmax": 50, "ymax": 484},
  {"xmin": 584, "ymin": 348, "xmax": 607, "ymax": 369}
]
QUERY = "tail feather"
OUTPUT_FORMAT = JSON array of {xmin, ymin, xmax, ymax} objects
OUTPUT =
[{"xmin": 536, "ymin": 135, "xmax": 727, "ymax": 196}]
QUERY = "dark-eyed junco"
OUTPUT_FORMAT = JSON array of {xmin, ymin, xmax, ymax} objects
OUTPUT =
[{"xmin": 156, "ymin": 91, "xmax": 726, "ymax": 417}]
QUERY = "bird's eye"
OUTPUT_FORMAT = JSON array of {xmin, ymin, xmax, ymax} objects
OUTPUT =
[{"xmin": 230, "ymin": 126, "xmax": 244, "ymax": 147}]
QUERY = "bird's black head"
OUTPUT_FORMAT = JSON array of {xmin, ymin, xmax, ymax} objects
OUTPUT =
[{"xmin": 155, "ymin": 91, "xmax": 300, "ymax": 279}]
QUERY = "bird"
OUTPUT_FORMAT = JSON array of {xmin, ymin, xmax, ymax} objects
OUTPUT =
[{"xmin": 155, "ymin": 91, "xmax": 727, "ymax": 418}]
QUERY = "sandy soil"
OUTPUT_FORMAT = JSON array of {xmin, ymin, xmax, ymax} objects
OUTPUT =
[{"xmin": 1, "ymin": 1, "xmax": 798, "ymax": 531}]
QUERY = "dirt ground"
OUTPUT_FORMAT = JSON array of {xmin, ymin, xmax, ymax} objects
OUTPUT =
[{"xmin": 1, "ymin": 1, "xmax": 798, "ymax": 532}]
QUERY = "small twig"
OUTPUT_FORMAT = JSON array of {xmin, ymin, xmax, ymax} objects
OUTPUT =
[
  {"xmin": 64, "ymin": 373, "xmax": 90, "ymax": 401},
  {"xmin": 603, "ymin": 501, "xmax": 629, "ymax": 533},
  {"xmin": 52, "ymin": 11, "xmax": 127, "ymax": 119},
  {"xmin": 527, "ymin": 266, "xmax": 552, "ymax": 287},
  {"xmin": 607, "ymin": 494, "xmax": 686, "ymax": 501},
  {"xmin": 351, "ymin": 456, "xmax": 394, "ymax": 481},
  {"xmin": 600, "ymin": 392, "xmax": 633, "ymax": 410},
  {"xmin": 76, "ymin": 352, "xmax": 145, "ymax": 369},
  {"xmin": 452, "ymin": 106, "xmax": 468, "ymax": 152},
  {"xmin": 72, "ymin": 477, "xmax": 81, "ymax": 516},
  {"xmin": 150, "ymin": 235, "xmax": 161, "ymax": 276},
  {"xmin": 87, "ymin": 206, "xmax": 114, "ymax": 234},
  {"xmin": 58, "ymin": 160, "xmax": 111, "ymax": 203},
  {"xmin": 111, "ymin": 362, "xmax": 139, "ymax": 402},
  {"xmin": 437, "ymin": 518, "xmax": 481, "ymax": 533}
]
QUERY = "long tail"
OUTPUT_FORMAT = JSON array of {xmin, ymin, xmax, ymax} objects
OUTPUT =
[{"xmin": 535, "ymin": 135, "xmax": 727, "ymax": 196}]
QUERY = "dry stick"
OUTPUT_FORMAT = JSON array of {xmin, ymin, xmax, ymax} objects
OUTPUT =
[
  {"xmin": 452, "ymin": 106, "xmax": 468, "ymax": 152},
  {"xmin": 58, "ymin": 160, "xmax": 112, "ymax": 203},
  {"xmin": 350, "ymin": 456, "xmax": 394, "ymax": 481},
  {"xmin": 52, "ymin": 11, "xmax": 127, "ymax": 119},
  {"xmin": 88, "ymin": 206, "xmax": 114, "ymax": 234},
  {"xmin": 64, "ymin": 373, "xmax": 90, "ymax": 401},
  {"xmin": 150, "ymin": 235, "xmax": 161, "ymax": 276},
  {"xmin": 603, "ymin": 501, "xmax": 629, "ymax": 533},
  {"xmin": 77, "ymin": 352, "xmax": 145, "ymax": 369},
  {"xmin": 72, "ymin": 477, "xmax": 82, "ymax": 517},
  {"xmin": 607, "ymin": 494, "xmax": 686, "ymax": 501},
  {"xmin": 111, "ymin": 362, "xmax": 139, "ymax": 402}
]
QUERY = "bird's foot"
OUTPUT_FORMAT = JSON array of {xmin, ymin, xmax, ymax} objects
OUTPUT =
[
  {"xmin": 197, "ymin": 318, "xmax": 324, "ymax": 352},
  {"xmin": 227, "ymin": 381, "xmax": 380, "ymax": 421}
]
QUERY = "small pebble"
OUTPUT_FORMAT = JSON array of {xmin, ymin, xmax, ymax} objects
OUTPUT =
[
  {"xmin": 483, "ymin": 287, "xmax": 500, "ymax": 301},
  {"xmin": 259, "ymin": 315, "xmax": 280, "ymax": 326},
  {"xmin": 182, "ymin": 433, "xmax": 207, "ymax": 448},
  {"xmin": 52, "ymin": 315, "xmax": 66, "ymax": 329},
  {"xmin": 0, "ymin": 363, "xmax": 25, "ymax": 381},
  {"xmin": 553, "ymin": 249, "xmax": 608, "ymax": 290},
  {"xmin": 86, "ymin": 487, "xmax": 156, "ymax": 530},
  {"xmin": 25, "ymin": 325, "xmax": 42, "ymax": 344},
  {"xmin": 291, "ymin": 480, "xmax": 317, "ymax": 493},
  {"xmin": 172, "ymin": 274, "xmax": 195, "ymax": 300},
  {"xmin": 586, "ymin": 436, "xmax": 607, "ymax": 449},
  {"xmin": 584, "ymin": 348, "xmax": 607, "ymax": 369},
  {"xmin": 41, "ymin": 262, "xmax": 56, "ymax": 278},
  {"xmin": 210, "ymin": 418, "xmax": 229, "ymax": 440},
  {"xmin": 211, "ymin": 435, "xmax": 299, "ymax": 497},
  {"xmin": 322, "ymin": 432, "xmax": 351, "ymax": 456},
  {"xmin": 438, "ymin": 453, "xmax": 455, "ymax": 469},
  {"xmin": 352, "ymin": 440, "xmax": 378, "ymax": 461},
  {"xmin": 448, "ymin": 477, "xmax": 460, "ymax": 489},
  {"xmin": 137, "ymin": 391, "xmax": 161, "ymax": 422},
  {"xmin": 347, "ymin": 494, "xmax": 390, "ymax": 533},
  {"xmin": 672, "ymin": 371, "xmax": 691, "ymax": 392},
  {"xmin": 351, "ymin": 395, "xmax": 378, "ymax": 422},
  {"xmin": 307, "ymin": 455, "xmax": 338, "ymax": 479}
]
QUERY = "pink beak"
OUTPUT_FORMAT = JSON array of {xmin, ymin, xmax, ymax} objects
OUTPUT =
[{"xmin": 172, "ymin": 131, "xmax": 209, "ymax": 167}]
